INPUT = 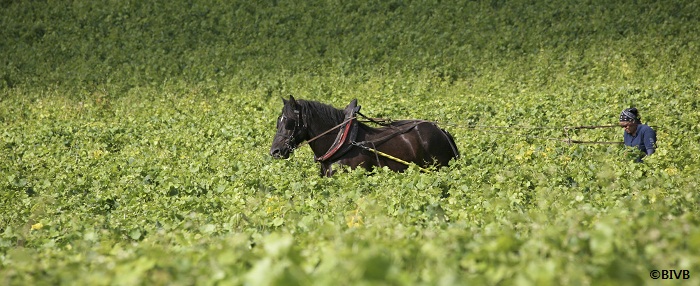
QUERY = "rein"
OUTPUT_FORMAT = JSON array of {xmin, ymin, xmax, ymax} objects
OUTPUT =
[
  {"xmin": 303, "ymin": 116, "xmax": 357, "ymax": 146},
  {"xmin": 294, "ymin": 112, "xmax": 624, "ymax": 171},
  {"xmin": 436, "ymin": 122, "xmax": 625, "ymax": 145}
]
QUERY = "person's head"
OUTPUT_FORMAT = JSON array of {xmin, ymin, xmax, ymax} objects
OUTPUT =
[{"xmin": 619, "ymin": 107, "xmax": 641, "ymax": 134}]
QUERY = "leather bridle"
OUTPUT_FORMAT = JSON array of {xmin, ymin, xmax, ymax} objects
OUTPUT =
[{"xmin": 275, "ymin": 110, "xmax": 305, "ymax": 152}]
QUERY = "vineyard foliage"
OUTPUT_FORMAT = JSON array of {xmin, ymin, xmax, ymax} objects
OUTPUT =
[{"xmin": 2, "ymin": 0, "xmax": 700, "ymax": 284}]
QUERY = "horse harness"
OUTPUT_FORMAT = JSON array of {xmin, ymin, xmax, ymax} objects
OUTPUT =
[
  {"xmin": 278, "ymin": 109, "xmax": 305, "ymax": 152},
  {"xmin": 310, "ymin": 103, "xmax": 430, "ymax": 170}
]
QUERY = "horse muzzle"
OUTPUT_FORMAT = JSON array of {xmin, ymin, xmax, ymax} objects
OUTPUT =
[{"xmin": 270, "ymin": 146, "xmax": 292, "ymax": 159}]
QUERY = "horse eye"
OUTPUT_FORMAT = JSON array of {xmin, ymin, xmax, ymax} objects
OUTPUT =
[{"xmin": 285, "ymin": 119, "xmax": 296, "ymax": 129}]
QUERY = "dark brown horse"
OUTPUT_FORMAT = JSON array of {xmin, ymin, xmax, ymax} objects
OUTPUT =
[{"xmin": 269, "ymin": 96, "xmax": 459, "ymax": 176}]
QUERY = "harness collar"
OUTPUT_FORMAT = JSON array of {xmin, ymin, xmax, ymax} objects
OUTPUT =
[{"xmin": 315, "ymin": 100, "xmax": 360, "ymax": 162}]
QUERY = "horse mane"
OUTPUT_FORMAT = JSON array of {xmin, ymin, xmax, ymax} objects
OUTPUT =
[{"xmin": 293, "ymin": 100, "xmax": 345, "ymax": 125}]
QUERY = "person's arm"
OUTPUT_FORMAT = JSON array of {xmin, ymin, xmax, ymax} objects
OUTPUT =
[{"xmin": 644, "ymin": 127, "xmax": 657, "ymax": 155}]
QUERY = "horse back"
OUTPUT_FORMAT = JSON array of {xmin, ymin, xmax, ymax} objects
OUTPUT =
[{"xmin": 356, "ymin": 120, "xmax": 459, "ymax": 169}]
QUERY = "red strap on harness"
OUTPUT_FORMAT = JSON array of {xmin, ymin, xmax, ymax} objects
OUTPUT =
[{"xmin": 316, "ymin": 119, "xmax": 354, "ymax": 161}]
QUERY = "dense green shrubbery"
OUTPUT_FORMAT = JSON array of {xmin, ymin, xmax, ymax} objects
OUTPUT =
[
  {"xmin": 3, "ymin": 0, "xmax": 698, "ymax": 91},
  {"xmin": 2, "ymin": 0, "xmax": 699, "ymax": 285}
]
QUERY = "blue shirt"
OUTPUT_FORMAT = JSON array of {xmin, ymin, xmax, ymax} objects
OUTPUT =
[{"xmin": 623, "ymin": 124, "xmax": 656, "ymax": 156}]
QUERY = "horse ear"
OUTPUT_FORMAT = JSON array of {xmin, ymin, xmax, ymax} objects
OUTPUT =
[{"xmin": 288, "ymin": 95, "xmax": 300, "ymax": 110}]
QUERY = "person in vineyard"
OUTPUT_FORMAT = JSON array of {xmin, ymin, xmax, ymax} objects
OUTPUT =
[{"xmin": 619, "ymin": 107, "xmax": 656, "ymax": 162}]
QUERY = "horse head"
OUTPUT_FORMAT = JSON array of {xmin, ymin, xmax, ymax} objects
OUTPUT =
[{"xmin": 270, "ymin": 95, "xmax": 307, "ymax": 159}]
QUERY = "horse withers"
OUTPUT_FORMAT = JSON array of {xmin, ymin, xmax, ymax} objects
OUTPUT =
[{"xmin": 269, "ymin": 96, "xmax": 459, "ymax": 177}]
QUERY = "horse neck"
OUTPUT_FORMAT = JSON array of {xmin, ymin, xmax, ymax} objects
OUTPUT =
[{"xmin": 302, "ymin": 106, "xmax": 345, "ymax": 157}]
